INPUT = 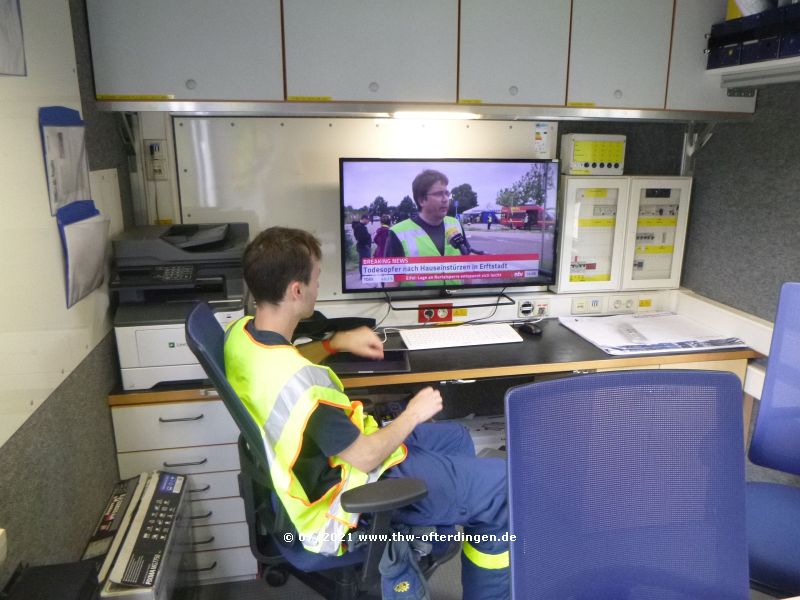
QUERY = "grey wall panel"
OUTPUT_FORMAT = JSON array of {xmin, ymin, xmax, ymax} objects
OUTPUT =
[
  {"xmin": 0, "ymin": 334, "xmax": 119, "ymax": 587},
  {"xmin": 682, "ymin": 82, "xmax": 800, "ymax": 321}
]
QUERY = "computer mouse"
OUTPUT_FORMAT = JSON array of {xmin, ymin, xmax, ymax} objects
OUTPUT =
[{"xmin": 519, "ymin": 322, "xmax": 543, "ymax": 336}]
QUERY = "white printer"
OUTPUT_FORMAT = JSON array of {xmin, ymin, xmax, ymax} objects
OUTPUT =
[{"xmin": 110, "ymin": 223, "xmax": 248, "ymax": 390}]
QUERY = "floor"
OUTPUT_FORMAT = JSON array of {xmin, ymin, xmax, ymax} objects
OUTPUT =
[{"xmin": 174, "ymin": 557, "xmax": 780, "ymax": 600}]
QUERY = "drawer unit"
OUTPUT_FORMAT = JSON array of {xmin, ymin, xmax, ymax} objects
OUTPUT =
[
  {"xmin": 190, "ymin": 522, "xmax": 250, "ymax": 552},
  {"xmin": 184, "ymin": 546, "xmax": 258, "ymax": 583},
  {"xmin": 118, "ymin": 443, "xmax": 240, "ymax": 479},
  {"xmin": 188, "ymin": 497, "xmax": 246, "ymax": 526},
  {"xmin": 112, "ymin": 401, "xmax": 238, "ymax": 452},
  {"xmin": 185, "ymin": 471, "xmax": 241, "ymax": 501}
]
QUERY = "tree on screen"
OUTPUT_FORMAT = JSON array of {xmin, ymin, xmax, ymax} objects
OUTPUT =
[
  {"xmin": 450, "ymin": 183, "xmax": 478, "ymax": 215},
  {"xmin": 396, "ymin": 196, "xmax": 417, "ymax": 221},
  {"xmin": 371, "ymin": 195, "xmax": 388, "ymax": 216},
  {"xmin": 495, "ymin": 164, "xmax": 554, "ymax": 207}
]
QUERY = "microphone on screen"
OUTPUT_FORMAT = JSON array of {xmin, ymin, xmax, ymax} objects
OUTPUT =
[{"xmin": 447, "ymin": 231, "xmax": 471, "ymax": 255}]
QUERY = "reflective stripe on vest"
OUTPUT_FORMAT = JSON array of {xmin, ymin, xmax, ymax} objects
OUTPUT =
[
  {"xmin": 462, "ymin": 541, "xmax": 510, "ymax": 570},
  {"xmin": 224, "ymin": 317, "xmax": 406, "ymax": 555},
  {"xmin": 389, "ymin": 217, "xmax": 462, "ymax": 286}
]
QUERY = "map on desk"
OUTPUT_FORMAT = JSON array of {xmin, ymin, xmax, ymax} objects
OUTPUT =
[{"xmin": 558, "ymin": 312, "xmax": 747, "ymax": 356}]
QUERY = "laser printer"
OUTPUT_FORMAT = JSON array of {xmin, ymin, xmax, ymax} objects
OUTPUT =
[{"xmin": 111, "ymin": 223, "xmax": 248, "ymax": 390}]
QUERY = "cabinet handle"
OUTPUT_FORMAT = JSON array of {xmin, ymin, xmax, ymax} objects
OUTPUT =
[
  {"xmin": 159, "ymin": 414, "xmax": 204, "ymax": 423},
  {"xmin": 163, "ymin": 458, "xmax": 208, "ymax": 467},
  {"xmin": 200, "ymin": 389, "xmax": 219, "ymax": 398},
  {"xmin": 190, "ymin": 511, "xmax": 214, "ymax": 520},
  {"xmin": 192, "ymin": 536, "xmax": 215, "ymax": 546},
  {"xmin": 189, "ymin": 484, "xmax": 211, "ymax": 493},
  {"xmin": 181, "ymin": 561, "xmax": 217, "ymax": 573}
]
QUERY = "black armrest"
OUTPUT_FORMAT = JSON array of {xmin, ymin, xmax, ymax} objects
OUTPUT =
[{"xmin": 341, "ymin": 478, "xmax": 427, "ymax": 513}]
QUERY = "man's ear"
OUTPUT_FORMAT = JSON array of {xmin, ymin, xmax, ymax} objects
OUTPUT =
[{"xmin": 286, "ymin": 280, "xmax": 303, "ymax": 301}]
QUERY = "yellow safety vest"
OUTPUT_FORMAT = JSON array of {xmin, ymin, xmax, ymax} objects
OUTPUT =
[
  {"xmin": 224, "ymin": 317, "xmax": 407, "ymax": 555},
  {"xmin": 390, "ymin": 216, "xmax": 462, "ymax": 286}
]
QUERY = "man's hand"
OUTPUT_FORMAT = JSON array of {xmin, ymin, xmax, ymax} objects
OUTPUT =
[
  {"xmin": 403, "ymin": 386, "xmax": 443, "ymax": 424},
  {"xmin": 329, "ymin": 327, "xmax": 384, "ymax": 359}
]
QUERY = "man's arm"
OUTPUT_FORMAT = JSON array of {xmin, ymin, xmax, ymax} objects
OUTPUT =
[
  {"xmin": 297, "ymin": 326, "xmax": 384, "ymax": 364},
  {"xmin": 383, "ymin": 230, "xmax": 405, "ymax": 258},
  {"xmin": 337, "ymin": 386, "xmax": 442, "ymax": 473}
]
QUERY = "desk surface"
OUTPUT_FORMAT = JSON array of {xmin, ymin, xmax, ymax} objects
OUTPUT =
[{"xmin": 108, "ymin": 319, "xmax": 761, "ymax": 406}]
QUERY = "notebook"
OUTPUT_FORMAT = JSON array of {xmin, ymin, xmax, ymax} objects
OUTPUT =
[{"xmin": 323, "ymin": 350, "xmax": 411, "ymax": 375}]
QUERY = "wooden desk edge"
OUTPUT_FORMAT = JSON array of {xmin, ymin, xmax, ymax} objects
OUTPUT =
[{"xmin": 108, "ymin": 348, "xmax": 761, "ymax": 407}]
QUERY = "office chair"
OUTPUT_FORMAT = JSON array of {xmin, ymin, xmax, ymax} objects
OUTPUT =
[
  {"xmin": 746, "ymin": 282, "xmax": 800, "ymax": 597},
  {"xmin": 184, "ymin": 302, "xmax": 452, "ymax": 599},
  {"xmin": 505, "ymin": 370, "xmax": 750, "ymax": 600}
]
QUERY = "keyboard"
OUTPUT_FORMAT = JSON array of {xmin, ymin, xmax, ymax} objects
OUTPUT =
[{"xmin": 399, "ymin": 323, "xmax": 523, "ymax": 351}]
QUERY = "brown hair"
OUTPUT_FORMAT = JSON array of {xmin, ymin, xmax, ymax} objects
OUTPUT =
[
  {"xmin": 243, "ymin": 227, "xmax": 321, "ymax": 304},
  {"xmin": 412, "ymin": 169, "xmax": 449, "ymax": 210}
]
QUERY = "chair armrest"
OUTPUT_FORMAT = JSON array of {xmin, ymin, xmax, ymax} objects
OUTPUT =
[{"xmin": 341, "ymin": 478, "xmax": 427, "ymax": 513}]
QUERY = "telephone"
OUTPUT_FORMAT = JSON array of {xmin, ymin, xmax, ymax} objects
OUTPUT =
[{"xmin": 83, "ymin": 471, "xmax": 189, "ymax": 600}]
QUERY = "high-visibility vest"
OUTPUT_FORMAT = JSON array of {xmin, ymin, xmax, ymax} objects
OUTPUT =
[
  {"xmin": 390, "ymin": 216, "xmax": 462, "ymax": 286},
  {"xmin": 224, "ymin": 318, "xmax": 407, "ymax": 555}
]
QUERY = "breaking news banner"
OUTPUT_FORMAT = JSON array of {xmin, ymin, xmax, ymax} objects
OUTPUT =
[{"xmin": 361, "ymin": 254, "xmax": 540, "ymax": 285}]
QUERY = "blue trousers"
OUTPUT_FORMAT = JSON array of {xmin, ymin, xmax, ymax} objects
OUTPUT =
[{"xmin": 385, "ymin": 422, "xmax": 510, "ymax": 600}]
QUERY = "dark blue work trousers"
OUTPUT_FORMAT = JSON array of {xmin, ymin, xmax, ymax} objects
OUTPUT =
[{"xmin": 385, "ymin": 422, "xmax": 510, "ymax": 600}]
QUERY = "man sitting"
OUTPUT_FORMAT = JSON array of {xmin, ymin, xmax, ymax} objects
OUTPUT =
[{"xmin": 224, "ymin": 226, "xmax": 509, "ymax": 600}]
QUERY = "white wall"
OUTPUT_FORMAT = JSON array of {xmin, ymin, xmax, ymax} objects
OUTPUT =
[{"xmin": 0, "ymin": 0, "xmax": 120, "ymax": 447}]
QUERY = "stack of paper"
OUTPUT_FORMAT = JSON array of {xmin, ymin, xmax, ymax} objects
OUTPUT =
[{"xmin": 558, "ymin": 312, "xmax": 747, "ymax": 356}]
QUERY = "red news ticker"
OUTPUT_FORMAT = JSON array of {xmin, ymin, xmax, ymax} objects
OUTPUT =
[{"xmin": 362, "ymin": 253, "xmax": 540, "ymax": 265}]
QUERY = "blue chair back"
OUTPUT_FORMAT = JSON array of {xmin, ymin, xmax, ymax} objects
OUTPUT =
[
  {"xmin": 184, "ymin": 303, "xmax": 268, "ymax": 471},
  {"xmin": 505, "ymin": 370, "xmax": 749, "ymax": 600},
  {"xmin": 749, "ymin": 281, "xmax": 800, "ymax": 474}
]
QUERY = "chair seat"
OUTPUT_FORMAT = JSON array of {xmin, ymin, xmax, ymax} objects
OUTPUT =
[
  {"xmin": 277, "ymin": 538, "xmax": 367, "ymax": 573},
  {"xmin": 747, "ymin": 482, "xmax": 800, "ymax": 595}
]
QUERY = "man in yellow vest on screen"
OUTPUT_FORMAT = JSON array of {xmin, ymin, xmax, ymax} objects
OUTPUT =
[
  {"xmin": 225, "ymin": 226, "xmax": 509, "ymax": 599},
  {"xmin": 384, "ymin": 169, "xmax": 468, "ymax": 286}
]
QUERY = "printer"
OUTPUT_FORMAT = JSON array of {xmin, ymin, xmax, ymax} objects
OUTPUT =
[{"xmin": 111, "ymin": 223, "xmax": 248, "ymax": 390}]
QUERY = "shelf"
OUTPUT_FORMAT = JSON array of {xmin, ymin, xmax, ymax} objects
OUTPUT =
[{"xmin": 709, "ymin": 54, "xmax": 800, "ymax": 88}]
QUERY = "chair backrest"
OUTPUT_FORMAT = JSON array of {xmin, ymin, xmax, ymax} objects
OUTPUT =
[
  {"xmin": 505, "ymin": 369, "xmax": 749, "ymax": 600},
  {"xmin": 749, "ymin": 281, "xmax": 800, "ymax": 475},
  {"xmin": 184, "ymin": 302, "xmax": 268, "ymax": 471}
]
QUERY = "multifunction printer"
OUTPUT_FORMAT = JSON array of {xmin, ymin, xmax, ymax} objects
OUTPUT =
[{"xmin": 111, "ymin": 223, "xmax": 248, "ymax": 390}]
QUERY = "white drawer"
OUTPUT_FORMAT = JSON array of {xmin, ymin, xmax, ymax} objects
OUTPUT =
[
  {"xmin": 112, "ymin": 401, "xmax": 239, "ymax": 452},
  {"xmin": 118, "ymin": 444, "xmax": 239, "ymax": 479},
  {"xmin": 186, "ymin": 471, "xmax": 240, "ymax": 501},
  {"xmin": 190, "ymin": 522, "xmax": 249, "ymax": 552},
  {"xmin": 188, "ymin": 496, "xmax": 246, "ymax": 526},
  {"xmin": 183, "ymin": 546, "xmax": 258, "ymax": 583}
]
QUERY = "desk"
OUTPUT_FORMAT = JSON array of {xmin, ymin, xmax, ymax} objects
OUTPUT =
[{"xmin": 106, "ymin": 319, "xmax": 760, "ymax": 584}]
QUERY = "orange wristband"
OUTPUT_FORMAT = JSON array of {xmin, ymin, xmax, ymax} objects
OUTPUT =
[{"xmin": 322, "ymin": 338, "xmax": 337, "ymax": 355}]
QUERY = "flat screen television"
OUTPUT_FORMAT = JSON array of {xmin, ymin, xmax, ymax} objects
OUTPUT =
[{"xmin": 339, "ymin": 158, "xmax": 559, "ymax": 294}]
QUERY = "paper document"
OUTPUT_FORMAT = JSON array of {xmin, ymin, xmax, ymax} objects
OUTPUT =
[{"xmin": 558, "ymin": 312, "xmax": 747, "ymax": 356}]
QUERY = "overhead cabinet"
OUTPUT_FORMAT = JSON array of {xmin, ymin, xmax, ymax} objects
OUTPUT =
[
  {"xmin": 567, "ymin": 0, "xmax": 674, "ymax": 109},
  {"xmin": 459, "ymin": 0, "xmax": 570, "ymax": 106},
  {"xmin": 86, "ymin": 0, "xmax": 284, "ymax": 101},
  {"xmin": 283, "ymin": 0, "xmax": 458, "ymax": 103}
]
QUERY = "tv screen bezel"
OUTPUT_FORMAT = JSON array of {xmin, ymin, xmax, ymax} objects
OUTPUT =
[{"xmin": 338, "ymin": 157, "xmax": 560, "ymax": 296}]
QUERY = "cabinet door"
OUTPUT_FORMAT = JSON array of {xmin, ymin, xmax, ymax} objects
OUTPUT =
[
  {"xmin": 284, "ymin": 0, "xmax": 457, "ymax": 102},
  {"xmin": 621, "ymin": 177, "xmax": 691, "ymax": 290},
  {"xmin": 567, "ymin": 0, "xmax": 674, "ymax": 109},
  {"xmin": 554, "ymin": 177, "xmax": 629, "ymax": 293},
  {"xmin": 666, "ymin": 0, "xmax": 756, "ymax": 112},
  {"xmin": 459, "ymin": 0, "xmax": 569, "ymax": 106},
  {"xmin": 86, "ymin": 0, "xmax": 284, "ymax": 101}
]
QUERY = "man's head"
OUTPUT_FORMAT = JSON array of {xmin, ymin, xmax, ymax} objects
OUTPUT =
[
  {"xmin": 243, "ymin": 227, "xmax": 321, "ymax": 312},
  {"xmin": 412, "ymin": 170, "xmax": 450, "ymax": 225},
  {"xmin": 360, "ymin": 214, "xmax": 370, "ymax": 223}
]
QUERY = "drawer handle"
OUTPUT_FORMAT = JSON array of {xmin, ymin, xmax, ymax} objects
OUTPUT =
[
  {"xmin": 193, "ymin": 535, "xmax": 215, "ymax": 546},
  {"xmin": 190, "ymin": 510, "xmax": 214, "ymax": 520},
  {"xmin": 181, "ymin": 561, "xmax": 217, "ymax": 573},
  {"xmin": 200, "ymin": 389, "xmax": 219, "ymax": 398},
  {"xmin": 189, "ymin": 484, "xmax": 211, "ymax": 493},
  {"xmin": 159, "ymin": 414, "xmax": 204, "ymax": 423},
  {"xmin": 163, "ymin": 458, "xmax": 208, "ymax": 467}
]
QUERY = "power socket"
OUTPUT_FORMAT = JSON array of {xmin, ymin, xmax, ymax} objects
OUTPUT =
[
  {"xmin": 518, "ymin": 298, "xmax": 551, "ymax": 318},
  {"xmin": 418, "ymin": 303, "xmax": 453, "ymax": 323}
]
